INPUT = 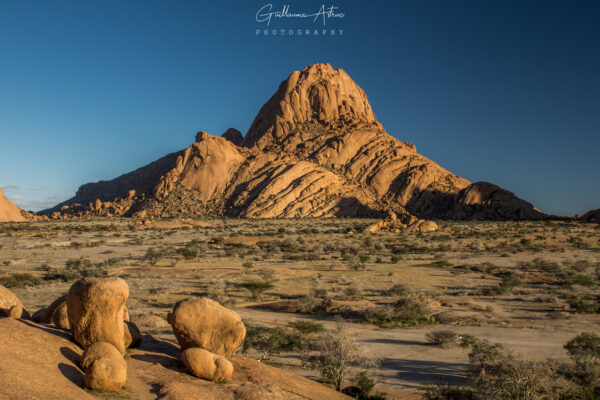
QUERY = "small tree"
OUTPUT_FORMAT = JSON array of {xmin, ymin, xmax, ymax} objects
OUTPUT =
[
  {"xmin": 238, "ymin": 280, "xmax": 274, "ymax": 300},
  {"xmin": 311, "ymin": 322, "xmax": 377, "ymax": 391}
]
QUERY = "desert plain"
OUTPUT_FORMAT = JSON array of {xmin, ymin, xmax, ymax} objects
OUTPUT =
[{"xmin": 1, "ymin": 217, "xmax": 598, "ymax": 399}]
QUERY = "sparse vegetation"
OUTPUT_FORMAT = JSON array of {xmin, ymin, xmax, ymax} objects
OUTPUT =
[{"xmin": 1, "ymin": 218, "xmax": 599, "ymax": 397}]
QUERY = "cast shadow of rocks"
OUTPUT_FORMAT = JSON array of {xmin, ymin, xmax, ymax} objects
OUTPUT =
[{"xmin": 58, "ymin": 362, "xmax": 85, "ymax": 387}]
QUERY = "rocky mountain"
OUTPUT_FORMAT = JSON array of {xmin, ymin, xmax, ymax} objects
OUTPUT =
[
  {"xmin": 0, "ymin": 188, "xmax": 25, "ymax": 222},
  {"xmin": 42, "ymin": 63, "xmax": 545, "ymax": 221}
]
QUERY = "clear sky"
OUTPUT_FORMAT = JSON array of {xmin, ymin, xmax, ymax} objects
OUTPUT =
[{"xmin": 0, "ymin": 0, "xmax": 598, "ymax": 215}]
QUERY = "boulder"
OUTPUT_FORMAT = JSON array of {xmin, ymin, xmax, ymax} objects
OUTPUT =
[
  {"xmin": 31, "ymin": 307, "xmax": 47, "ymax": 323},
  {"xmin": 181, "ymin": 347, "xmax": 233, "ymax": 383},
  {"xmin": 0, "ymin": 284, "xmax": 26, "ymax": 317},
  {"xmin": 8, "ymin": 305, "xmax": 28, "ymax": 319},
  {"xmin": 418, "ymin": 221, "xmax": 439, "ymax": 233},
  {"xmin": 67, "ymin": 277, "xmax": 129, "ymax": 354},
  {"xmin": 79, "ymin": 342, "xmax": 127, "ymax": 371},
  {"xmin": 84, "ymin": 358, "xmax": 127, "ymax": 391},
  {"xmin": 52, "ymin": 301, "xmax": 70, "ymax": 330},
  {"xmin": 80, "ymin": 341, "xmax": 126, "ymax": 372},
  {"xmin": 42, "ymin": 295, "xmax": 67, "ymax": 324},
  {"xmin": 169, "ymin": 297, "xmax": 245, "ymax": 356},
  {"xmin": 123, "ymin": 321, "xmax": 142, "ymax": 348}
]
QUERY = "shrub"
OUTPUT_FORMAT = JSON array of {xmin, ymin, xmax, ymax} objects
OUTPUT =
[
  {"xmin": 472, "ymin": 357, "xmax": 573, "ymax": 400},
  {"xmin": 352, "ymin": 370, "xmax": 376, "ymax": 400},
  {"xmin": 0, "ymin": 273, "xmax": 41, "ymax": 288},
  {"xmin": 467, "ymin": 338, "xmax": 504, "ymax": 368},
  {"xmin": 568, "ymin": 274, "xmax": 595, "ymax": 287},
  {"xmin": 349, "ymin": 259, "xmax": 366, "ymax": 272},
  {"xmin": 499, "ymin": 272, "xmax": 523, "ymax": 292},
  {"xmin": 257, "ymin": 268, "xmax": 274, "ymax": 282},
  {"xmin": 238, "ymin": 280, "xmax": 274, "ymax": 300},
  {"xmin": 565, "ymin": 333, "xmax": 600, "ymax": 360},
  {"xmin": 392, "ymin": 295, "xmax": 431, "ymax": 322},
  {"xmin": 423, "ymin": 385, "xmax": 476, "ymax": 400},
  {"xmin": 176, "ymin": 247, "xmax": 197, "ymax": 259},
  {"xmin": 569, "ymin": 297, "xmax": 600, "ymax": 314},
  {"xmin": 242, "ymin": 261, "xmax": 254, "ymax": 269},
  {"xmin": 143, "ymin": 248, "xmax": 163, "ymax": 264},
  {"xmin": 365, "ymin": 295, "xmax": 431, "ymax": 328},
  {"xmin": 426, "ymin": 330, "xmax": 458, "ymax": 346},
  {"xmin": 386, "ymin": 284, "xmax": 410, "ymax": 297},
  {"xmin": 358, "ymin": 255, "xmax": 370, "ymax": 263},
  {"xmin": 288, "ymin": 320, "xmax": 324, "ymax": 335},
  {"xmin": 344, "ymin": 287, "xmax": 362, "ymax": 299},
  {"xmin": 43, "ymin": 258, "xmax": 108, "ymax": 282},
  {"xmin": 242, "ymin": 325, "xmax": 301, "ymax": 361}
]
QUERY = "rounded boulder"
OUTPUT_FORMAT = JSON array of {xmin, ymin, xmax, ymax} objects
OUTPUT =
[
  {"xmin": 0, "ymin": 284, "xmax": 26, "ymax": 317},
  {"xmin": 52, "ymin": 300, "xmax": 70, "ymax": 330},
  {"xmin": 181, "ymin": 347, "xmax": 233, "ymax": 383},
  {"xmin": 80, "ymin": 341, "xmax": 126, "ymax": 372},
  {"xmin": 169, "ymin": 297, "xmax": 245, "ymax": 356},
  {"xmin": 67, "ymin": 277, "xmax": 129, "ymax": 354},
  {"xmin": 84, "ymin": 357, "xmax": 127, "ymax": 391}
]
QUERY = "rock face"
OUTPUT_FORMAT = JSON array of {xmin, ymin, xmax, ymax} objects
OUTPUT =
[
  {"xmin": 169, "ymin": 297, "xmax": 246, "ymax": 356},
  {"xmin": 67, "ymin": 277, "xmax": 129, "ymax": 354},
  {"xmin": 41, "ymin": 63, "xmax": 545, "ymax": 221},
  {"xmin": 181, "ymin": 347, "xmax": 233, "ymax": 382},
  {"xmin": 0, "ymin": 188, "xmax": 25, "ymax": 222}
]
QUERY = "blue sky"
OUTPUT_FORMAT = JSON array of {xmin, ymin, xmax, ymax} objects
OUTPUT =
[{"xmin": 0, "ymin": 0, "xmax": 598, "ymax": 215}]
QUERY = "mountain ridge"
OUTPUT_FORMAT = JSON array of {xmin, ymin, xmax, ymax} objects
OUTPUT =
[{"xmin": 41, "ymin": 63, "xmax": 545, "ymax": 222}]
